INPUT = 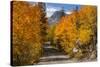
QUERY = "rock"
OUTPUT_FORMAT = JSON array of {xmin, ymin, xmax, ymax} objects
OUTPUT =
[
  {"xmin": 73, "ymin": 48, "xmax": 78, "ymax": 53},
  {"xmin": 90, "ymin": 50, "xmax": 97, "ymax": 60}
]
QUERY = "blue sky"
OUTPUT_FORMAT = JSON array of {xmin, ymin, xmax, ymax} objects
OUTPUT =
[
  {"xmin": 46, "ymin": 3, "xmax": 80, "ymax": 17},
  {"xmin": 28, "ymin": 2, "xmax": 80, "ymax": 17}
]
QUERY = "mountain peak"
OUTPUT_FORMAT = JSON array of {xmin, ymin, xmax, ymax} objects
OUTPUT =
[{"xmin": 48, "ymin": 10, "xmax": 66, "ymax": 25}]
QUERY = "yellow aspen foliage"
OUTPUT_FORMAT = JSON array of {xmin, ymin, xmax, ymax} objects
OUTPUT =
[
  {"xmin": 12, "ymin": 1, "xmax": 47, "ymax": 65},
  {"xmin": 76, "ymin": 6, "xmax": 97, "ymax": 59},
  {"xmin": 54, "ymin": 12, "xmax": 78, "ymax": 57},
  {"xmin": 78, "ymin": 5, "xmax": 97, "ymax": 45},
  {"xmin": 79, "ymin": 28, "xmax": 93, "ymax": 44},
  {"xmin": 54, "ymin": 5, "xmax": 97, "ymax": 58}
]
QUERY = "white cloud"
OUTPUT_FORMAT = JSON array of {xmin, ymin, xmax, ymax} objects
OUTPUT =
[
  {"xmin": 46, "ymin": 7, "xmax": 59, "ymax": 12},
  {"xmin": 65, "ymin": 11, "xmax": 73, "ymax": 14},
  {"xmin": 46, "ymin": 7, "xmax": 61, "ymax": 17}
]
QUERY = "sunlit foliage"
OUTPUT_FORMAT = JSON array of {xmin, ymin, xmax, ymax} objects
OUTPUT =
[
  {"xmin": 54, "ymin": 5, "xmax": 97, "ymax": 59},
  {"xmin": 12, "ymin": 1, "xmax": 47, "ymax": 65},
  {"xmin": 78, "ymin": 6, "xmax": 97, "ymax": 45},
  {"xmin": 77, "ymin": 6, "xmax": 97, "ymax": 59},
  {"xmin": 12, "ymin": 1, "xmax": 97, "ymax": 65},
  {"xmin": 54, "ymin": 12, "xmax": 78, "ymax": 57}
]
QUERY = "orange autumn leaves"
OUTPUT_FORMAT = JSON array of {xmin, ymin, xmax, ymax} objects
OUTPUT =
[
  {"xmin": 54, "ymin": 12, "xmax": 78, "ymax": 55},
  {"xmin": 12, "ymin": 1, "xmax": 97, "ymax": 65},
  {"xmin": 79, "ymin": 6, "xmax": 97, "ymax": 44},
  {"xmin": 12, "ymin": 2, "xmax": 41, "ymax": 43},
  {"xmin": 54, "ymin": 6, "xmax": 97, "ymax": 57},
  {"xmin": 12, "ymin": 1, "xmax": 47, "ymax": 65}
]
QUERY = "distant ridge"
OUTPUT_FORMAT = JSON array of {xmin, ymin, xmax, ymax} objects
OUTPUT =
[{"xmin": 48, "ymin": 10, "xmax": 66, "ymax": 25}]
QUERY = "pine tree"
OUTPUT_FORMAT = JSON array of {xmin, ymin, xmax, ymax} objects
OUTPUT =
[{"xmin": 37, "ymin": 2, "xmax": 48, "ymax": 43}]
